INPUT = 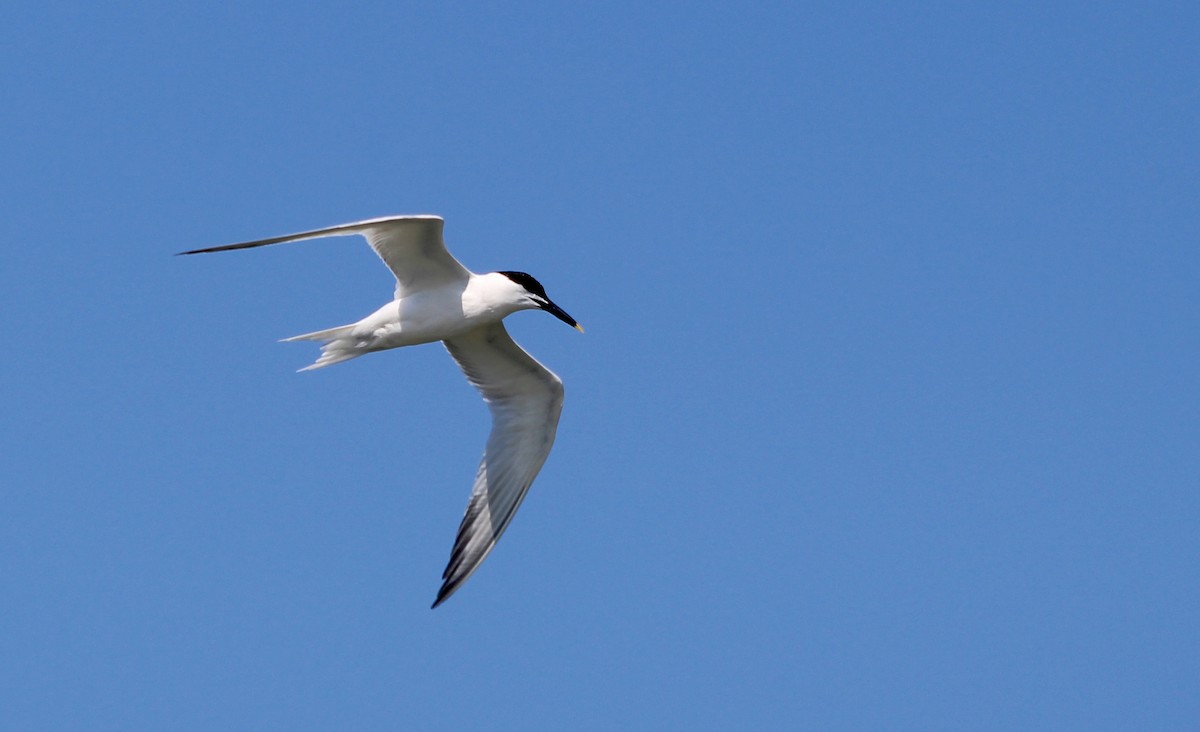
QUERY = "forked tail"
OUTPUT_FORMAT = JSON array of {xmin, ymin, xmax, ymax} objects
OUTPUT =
[{"xmin": 281, "ymin": 324, "xmax": 363, "ymax": 371}]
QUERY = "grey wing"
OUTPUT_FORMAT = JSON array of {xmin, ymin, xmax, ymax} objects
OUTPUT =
[
  {"xmin": 434, "ymin": 322, "xmax": 566, "ymax": 608},
  {"xmin": 178, "ymin": 215, "xmax": 471, "ymax": 297}
]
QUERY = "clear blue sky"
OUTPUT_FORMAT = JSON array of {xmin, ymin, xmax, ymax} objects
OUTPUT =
[{"xmin": 1, "ymin": 2, "xmax": 1196, "ymax": 729}]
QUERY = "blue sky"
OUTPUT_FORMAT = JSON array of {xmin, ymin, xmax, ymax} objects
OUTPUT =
[{"xmin": 1, "ymin": 1, "xmax": 1196, "ymax": 729}]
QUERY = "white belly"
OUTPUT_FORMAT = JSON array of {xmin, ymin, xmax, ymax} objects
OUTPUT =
[{"xmin": 352, "ymin": 286, "xmax": 509, "ymax": 351}]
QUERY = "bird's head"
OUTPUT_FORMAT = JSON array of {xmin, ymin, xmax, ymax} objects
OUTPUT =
[{"xmin": 497, "ymin": 271, "xmax": 584, "ymax": 332}]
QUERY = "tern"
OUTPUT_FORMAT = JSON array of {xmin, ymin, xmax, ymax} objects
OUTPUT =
[{"xmin": 179, "ymin": 215, "xmax": 581, "ymax": 608}]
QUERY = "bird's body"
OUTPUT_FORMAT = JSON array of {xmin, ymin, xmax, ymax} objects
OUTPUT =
[
  {"xmin": 180, "ymin": 215, "xmax": 581, "ymax": 607},
  {"xmin": 284, "ymin": 270, "xmax": 549, "ymax": 370}
]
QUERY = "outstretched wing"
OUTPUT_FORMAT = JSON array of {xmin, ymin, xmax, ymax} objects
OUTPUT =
[
  {"xmin": 178, "ymin": 215, "xmax": 471, "ymax": 297},
  {"xmin": 434, "ymin": 322, "xmax": 566, "ymax": 607}
]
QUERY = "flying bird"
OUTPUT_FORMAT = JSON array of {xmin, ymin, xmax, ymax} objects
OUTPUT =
[{"xmin": 179, "ymin": 215, "xmax": 581, "ymax": 608}]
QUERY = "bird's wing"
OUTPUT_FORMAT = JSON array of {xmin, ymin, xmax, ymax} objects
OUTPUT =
[
  {"xmin": 434, "ymin": 321, "xmax": 566, "ymax": 608},
  {"xmin": 178, "ymin": 215, "xmax": 471, "ymax": 297}
]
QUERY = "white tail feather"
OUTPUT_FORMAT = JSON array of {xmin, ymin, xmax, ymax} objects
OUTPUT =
[{"xmin": 281, "ymin": 324, "xmax": 364, "ymax": 371}]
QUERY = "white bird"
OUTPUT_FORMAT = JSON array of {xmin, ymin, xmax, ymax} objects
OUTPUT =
[{"xmin": 179, "ymin": 215, "xmax": 582, "ymax": 608}]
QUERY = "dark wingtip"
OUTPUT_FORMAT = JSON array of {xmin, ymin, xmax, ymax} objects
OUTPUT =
[{"xmin": 431, "ymin": 586, "xmax": 452, "ymax": 609}]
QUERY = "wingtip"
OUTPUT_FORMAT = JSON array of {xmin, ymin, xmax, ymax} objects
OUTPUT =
[
  {"xmin": 176, "ymin": 246, "xmax": 218, "ymax": 256},
  {"xmin": 431, "ymin": 574, "xmax": 467, "ymax": 609},
  {"xmin": 431, "ymin": 587, "xmax": 452, "ymax": 610}
]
